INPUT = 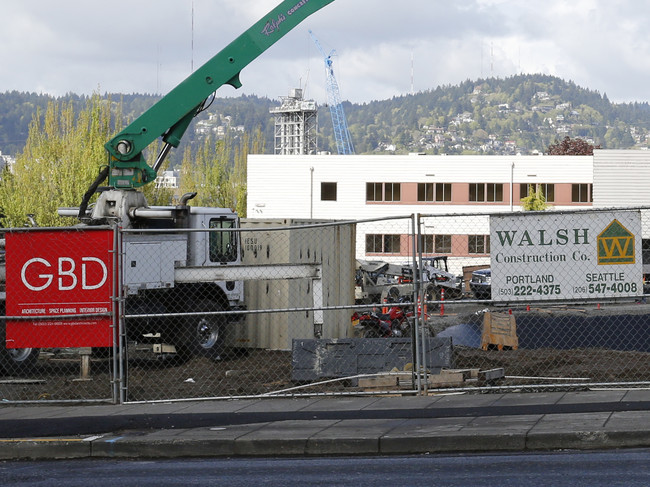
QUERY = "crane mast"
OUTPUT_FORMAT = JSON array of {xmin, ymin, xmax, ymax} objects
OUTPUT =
[{"xmin": 309, "ymin": 30, "xmax": 355, "ymax": 155}]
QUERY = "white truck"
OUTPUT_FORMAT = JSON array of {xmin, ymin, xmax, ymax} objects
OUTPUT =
[{"xmin": 0, "ymin": 0, "xmax": 335, "ymax": 372}]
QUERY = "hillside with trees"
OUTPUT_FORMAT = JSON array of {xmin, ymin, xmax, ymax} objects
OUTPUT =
[
  {"xmin": 341, "ymin": 74, "xmax": 650, "ymax": 155},
  {"xmin": 1, "ymin": 74, "xmax": 650, "ymax": 161}
]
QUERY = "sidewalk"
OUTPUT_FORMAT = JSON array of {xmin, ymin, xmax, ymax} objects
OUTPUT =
[{"xmin": 2, "ymin": 389, "xmax": 650, "ymax": 460}]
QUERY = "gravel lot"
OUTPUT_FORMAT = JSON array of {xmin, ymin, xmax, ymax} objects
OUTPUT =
[{"xmin": 2, "ymin": 301, "xmax": 649, "ymax": 402}]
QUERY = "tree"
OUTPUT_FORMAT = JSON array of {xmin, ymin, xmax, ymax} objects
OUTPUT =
[
  {"xmin": 179, "ymin": 135, "xmax": 233, "ymax": 209},
  {"xmin": 0, "ymin": 94, "xmax": 175, "ymax": 227},
  {"xmin": 142, "ymin": 138, "xmax": 175, "ymax": 206},
  {"xmin": 520, "ymin": 184, "xmax": 548, "ymax": 211},
  {"xmin": 547, "ymin": 136, "xmax": 601, "ymax": 155},
  {"xmin": 178, "ymin": 127, "xmax": 264, "ymax": 216},
  {"xmin": 0, "ymin": 94, "xmax": 119, "ymax": 227},
  {"xmin": 232, "ymin": 128, "xmax": 265, "ymax": 217}
]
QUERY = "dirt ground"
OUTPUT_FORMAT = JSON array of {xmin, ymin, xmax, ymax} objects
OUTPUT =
[
  {"xmin": 2, "ymin": 302, "xmax": 650, "ymax": 402},
  {"xmin": 2, "ymin": 344, "xmax": 649, "ymax": 403}
]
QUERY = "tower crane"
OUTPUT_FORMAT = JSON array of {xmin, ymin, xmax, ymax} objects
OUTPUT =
[{"xmin": 309, "ymin": 30, "xmax": 355, "ymax": 155}]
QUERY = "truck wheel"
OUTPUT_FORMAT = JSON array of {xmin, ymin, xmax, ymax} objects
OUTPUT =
[
  {"xmin": 0, "ymin": 319, "xmax": 40, "ymax": 375},
  {"xmin": 1, "ymin": 347, "xmax": 40, "ymax": 375},
  {"xmin": 387, "ymin": 287, "xmax": 400, "ymax": 302},
  {"xmin": 177, "ymin": 300, "xmax": 226, "ymax": 362}
]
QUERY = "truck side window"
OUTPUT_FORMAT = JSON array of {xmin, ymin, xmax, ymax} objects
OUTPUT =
[{"xmin": 209, "ymin": 218, "xmax": 237, "ymax": 263}]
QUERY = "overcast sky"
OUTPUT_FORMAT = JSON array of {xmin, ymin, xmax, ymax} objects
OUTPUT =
[{"xmin": 2, "ymin": 0, "xmax": 649, "ymax": 105}]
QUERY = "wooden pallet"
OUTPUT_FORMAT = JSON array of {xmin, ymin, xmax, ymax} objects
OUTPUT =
[{"xmin": 358, "ymin": 367, "xmax": 505, "ymax": 391}]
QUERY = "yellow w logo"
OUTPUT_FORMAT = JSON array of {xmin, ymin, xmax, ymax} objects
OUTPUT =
[{"xmin": 597, "ymin": 220, "xmax": 635, "ymax": 265}]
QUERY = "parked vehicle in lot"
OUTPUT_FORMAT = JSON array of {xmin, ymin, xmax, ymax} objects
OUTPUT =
[
  {"xmin": 420, "ymin": 257, "xmax": 464, "ymax": 301},
  {"xmin": 470, "ymin": 268, "xmax": 492, "ymax": 299},
  {"xmin": 355, "ymin": 256, "xmax": 463, "ymax": 307},
  {"xmin": 355, "ymin": 260, "xmax": 413, "ymax": 304}
]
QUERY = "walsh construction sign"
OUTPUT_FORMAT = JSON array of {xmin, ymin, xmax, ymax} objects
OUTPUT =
[{"xmin": 490, "ymin": 210, "xmax": 642, "ymax": 302}]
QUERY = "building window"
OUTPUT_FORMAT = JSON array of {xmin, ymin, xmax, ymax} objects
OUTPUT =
[
  {"xmin": 418, "ymin": 183, "xmax": 452, "ymax": 202},
  {"xmin": 384, "ymin": 234, "xmax": 401, "ymax": 253},
  {"xmin": 366, "ymin": 183, "xmax": 383, "ymax": 202},
  {"xmin": 366, "ymin": 182, "xmax": 401, "ymax": 202},
  {"xmin": 520, "ymin": 183, "xmax": 555, "ymax": 202},
  {"xmin": 418, "ymin": 183, "xmax": 434, "ymax": 202},
  {"xmin": 435, "ymin": 183, "xmax": 452, "ymax": 202},
  {"xmin": 469, "ymin": 183, "xmax": 485, "ymax": 202},
  {"xmin": 542, "ymin": 184, "xmax": 555, "ymax": 203},
  {"xmin": 321, "ymin": 182, "xmax": 337, "ymax": 201},
  {"xmin": 365, "ymin": 234, "xmax": 402, "ymax": 253},
  {"xmin": 572, "ymin": 183, "xmax": 592, "ymax": 203},
  {"xmin": 366, "ymin": 234, "xmax": 383, "ymax": 253},
  {"xmin": 384, "ymin": 183, "xmax": 401, "ymax": 202},
  {"xmin": 434, "ymin": 234, "xmax": 452, "ymax": 254},
  {"xmin": 471, "ymin": 183, "xmax": 503, "ymax": 202},
  {"xmin": 486, "ymin": 183, "xmax": 503, "ymax": 202},
  {"xmin": 468, "ymin": 235, "xmax": 490, "ymax": 254}
]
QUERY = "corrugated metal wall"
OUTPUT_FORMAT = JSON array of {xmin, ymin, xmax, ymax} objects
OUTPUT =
[
  {"xmin": 593, "ymin": 149, "xmax": 650, "ymax": 207},
  {"xmin": 235, "ymin": 219, "xmax": 356, "ymax": 350}
]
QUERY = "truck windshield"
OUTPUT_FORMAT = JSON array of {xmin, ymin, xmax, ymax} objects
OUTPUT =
[{"xmin": 209, "ymin": 218, "xmax": 238, "ymax": 263}]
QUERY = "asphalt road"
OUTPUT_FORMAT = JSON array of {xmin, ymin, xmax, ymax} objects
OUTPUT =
[{"xmin": 3, "ymin": 450, "xmax": 650, "ymax": 486}]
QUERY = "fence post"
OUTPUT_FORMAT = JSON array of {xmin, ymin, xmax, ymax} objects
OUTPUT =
[
  {"xmin": 113, "ymin": 225, "xmax": 127, "ymax": 405},
  {"xmin": 411, "ymin": 213, "xmax": 423, "ymax": 394}
]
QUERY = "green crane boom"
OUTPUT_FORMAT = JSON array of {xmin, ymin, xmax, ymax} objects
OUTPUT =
[{"xmin": 100, "ymin": 0, "xmax": 334, "ymax": 191}]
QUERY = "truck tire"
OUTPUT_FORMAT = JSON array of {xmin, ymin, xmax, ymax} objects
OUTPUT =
[
  {"xmin": 0, "ymin": 320, "xmax": 40, "ymax": 375},
  {"xmin": 387, "ymin": 287, "xmax": 400, "ymax": 302},
  {"xmin": 175, "ymin": 299, "xmax": 226, "ymax": 362},
  {"xmin": 1, "ymin": 348, "xmax": 40, "ymax": 374}
]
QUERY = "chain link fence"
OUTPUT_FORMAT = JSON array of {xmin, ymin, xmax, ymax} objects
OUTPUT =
[
  {"xmin": 421, "ymin": 207, "xmax": 650, "ymax": 391},
  {"xmin": 2, "ymin": 208, "xmax": 650, "ymax": 403}
]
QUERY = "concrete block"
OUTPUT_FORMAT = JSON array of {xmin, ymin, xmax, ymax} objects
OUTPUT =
[{"xmin": 291, "ymin": 337, "xmax": 453, "ymax": 381}]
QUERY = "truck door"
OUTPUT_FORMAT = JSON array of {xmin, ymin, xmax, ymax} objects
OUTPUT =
[{"xmin": 209, "ymin": 218, "xmax": 238, "ymax": 263}]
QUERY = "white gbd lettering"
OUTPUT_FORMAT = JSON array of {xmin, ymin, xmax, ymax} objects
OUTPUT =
[{"xmin": 21, "ymin": 257, "xmax": 108, "ymax": 291}]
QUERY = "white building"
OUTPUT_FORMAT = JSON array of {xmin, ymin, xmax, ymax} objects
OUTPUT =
[
  {"xmin": 155, "ymin": 170, "xmax": 179, "ymax": 189},
  {"xmin": 0, "ymin": 151, "xmax": 15, "ymax": 173},
  {"xmin": 247, "ymin": 153, "xmax": 594, "ymax": 270}
]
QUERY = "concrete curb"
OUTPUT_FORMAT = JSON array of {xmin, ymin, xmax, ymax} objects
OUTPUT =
[{"xmin": 5, "ymin": 417, "xmax": 650, "ymax": 460}]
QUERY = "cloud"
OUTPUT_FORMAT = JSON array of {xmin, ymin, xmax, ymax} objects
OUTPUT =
[{"xmin": 1, "ymin": 0, "xmax": 650, "ymax": 103}]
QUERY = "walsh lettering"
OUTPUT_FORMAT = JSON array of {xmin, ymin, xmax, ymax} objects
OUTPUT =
[{"xmin": 496, "ymin": 228, "xmax": 590, "ymax": 247}]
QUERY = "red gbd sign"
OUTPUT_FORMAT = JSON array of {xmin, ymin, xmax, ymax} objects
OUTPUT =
[{"xmin": 5, "ymin": 229, "xmax": 114, "ymax": 348}]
